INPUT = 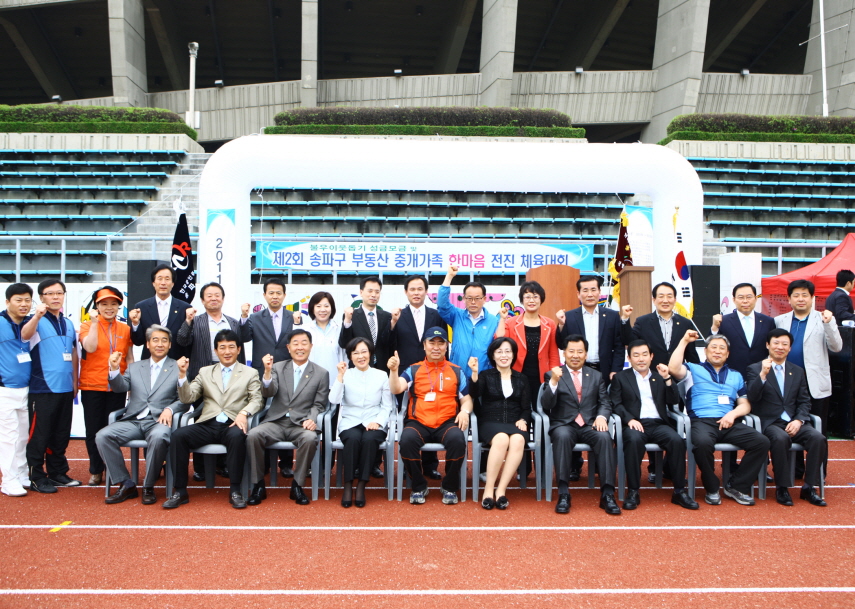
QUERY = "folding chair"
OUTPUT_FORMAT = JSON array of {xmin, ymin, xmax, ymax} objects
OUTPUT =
[{"xmin": 757, "ymin": 414, "xmax": 825, "ymax": 500}]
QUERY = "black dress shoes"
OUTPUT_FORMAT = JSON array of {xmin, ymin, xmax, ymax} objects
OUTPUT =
[
  {"xmin": 671, "ymin": 489, "xmax": 699, "ymax": 510},
  {"xmin": 192, "ymin": 472, "xmax": 205, "ymax": 482},
  {"xmin": 600, "ymin": 493, "xmax": 622, "ymax": 515},
  {"xmin": 555, "ymin": 493, "xmax": 571, "ymax": 514},
  {"xmin": 567, "ymin": 469, "xmax": 581, "ymax": 482},
  {"xmin": 216, "ymin": 468, "xmax": 230, "ymax": 478},
  {"xmin": 141, "ymin": 487, "xmax": 156, "ymax": 505},
  {"xmin": 622, "ymin": 489, "xmax": 640, "ymax": 510},
  {"xmin": 371, "ymin": 466, "xmax": 384, "ymax": 479},
  {"xmin": 280, "ymin": 467, "xmax": 294, "ymax": 478},
  {"xmin": 105, "ymin": 481, "xmax": 138, "ymax": 504},
  {"xmin": 247, "ymin": 484, "xmax": 267, "ymax": 506},
  {"xmin": 163, "ymin": 492, "xmax": 189, "ymax": 509},
  {"xmin": 230, "ymin": 491, "xmax": 247, "ymax": 509},
  {"xmin": 427, "ymin": 469, "xmax": 442, "ymax": 480},
  {"xmin": 290, "ymin": 482, "xmax": 310, "ymax": 505},
  {"xmin": 776, "ymin": 487, "xmax": 794, "ymax": 506},
  {"xmin": 800, "ymin": 486, "xmax": 827, "ymax": 506}
]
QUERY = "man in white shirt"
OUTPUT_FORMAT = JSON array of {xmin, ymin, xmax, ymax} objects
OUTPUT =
[{"xmin": 129, "ymin": 264, "xmax": 192, "ymax": 360}]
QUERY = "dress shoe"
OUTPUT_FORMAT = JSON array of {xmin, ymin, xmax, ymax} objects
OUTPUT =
[
  {"xmin": 247, "ymin": 484, "xmax": 267, "ymax": 506},
  {"xmin": 30, "ymin": 478, "xmax": 57, "ymax": 494},
  {"xmin": 141, "ymin": 488, "xmax": 156, "ymax": 505},
  {"xmin": 48, "ymin": 473, "xmax": 81, "ymax": 487},
  {"xmin": 600, "ymin": 493, "xmax": 622, "ymax": 515},
  {"xmin": 427, "ymin": 469, "xmax": 442, "ymax": 480},
  {"xmin": 87, "ymin": 473, "xmax": 102, "ymax": 486},
  {"xmin": 567, "ymin": 469, "xmax": 581, "ymax": 482},
  {"xmin": 105, "ymin": 481, "xmax": 138, "ymax": 504},
  {"xmin": 216, "ymin": 467, "xmax": 230, "ymax": 478},
  {"xmin": 622, "ymin": 489, "xmax": 640, "ymax": 510},
  {"xmin": 776, "ymin": 487, "xmax": 794, "ymax": 506},
  {"xmin": 799, "ymin": 486, "xmax": 827, "ymax": 506},
  {"xmin": 496, "ymin": 496, "xmax": 509, "ymax": 510},
  {"xmin": 671, "ymin": 489, "xmax": 699, "ymax": 510},
  {"xmin": 481, "ymin": 497, "xmax": 494, "ymax": 510},
  {"xmin": 290, "ymin": 482, "xmax": 310, "ymax": 505},
  {"xmin": 371, "ymin": 466, "xmax": 384, "ymax": 479},
  {"xmin": 280, "ymin": 467, "xmax": 294, "ymax": 478},
  {"xmin": 723, "ymin": 484, "xmax": 755, "ymax": 506},
  {"xmin": 555, "ymin": 493, "xmax": 571, "ymax": 514},
  {"xmin": 192, "ymin": 472, "xmax": 205, "ymax": 482},
  {"xmin": 230, "ymin": 492, "xmax": 247, "ymax": 509},
  {"xmin": 766, "ymin": 474, "xmax": 774, "ymax": 484},
  {"xmin": 341, "ymin": 498, "xmax": 352, "ymax": 508},
  {"xmin": 162, "ymin": 492, "xmax": 189, "ymax": 509},
  {"xmin": 354, "ymin": 498, "xmax": 366, "ymax": 508}
]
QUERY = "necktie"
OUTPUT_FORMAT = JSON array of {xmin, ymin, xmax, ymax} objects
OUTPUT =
[
  {"xmin": 571, "ymin": 370, "xmax": 585, "ymax": 426},
  {"xmin": 215, "ymin": 367, "xmax": 231, "ymax": 423},
  {"xmin": 775, "ymin": 364, "xmax": 791, "ymax": 421},
  {"xmin": 742, "ymin": 314, "xmax": 753, "ymax": 346},
  {"xmin": 137, "ymin": 363, "xmax": 161, "ymax": 420},
  {"xmin": 158, "ymin": 299, "xmax": 169, "ymax": 326},
  {"xmin": 293, "ymin": 365, "xmax": 302, "ymax": 392},
  {"xmin": 414, "ymin": 307, "xmax": 423, "ymax": 340},
  {"xmin": 272, "ymin": 312, "xmax": 281, "ymax": 341},
  {"xmin": 368, "ymin": 310, "xmax": 377, "ymax": 345}
]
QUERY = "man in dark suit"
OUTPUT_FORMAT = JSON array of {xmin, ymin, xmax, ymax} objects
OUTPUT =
[
  {"xmin": 744, "ymin": 328, "xmax": 828, "ymax": 507},
  {"xmin": 629, "ymin": 281, "xmax": 700, "ymax": 369},
  {"xmin": 339, "ymin": 276, "xmax": 396, "ymax": 373},
  {"xmin": 541, "ymin": 334, "xmax": 620, "ymax": 515},
  {"xmin": 710, "ymin": 283, "xmax": 775, "ymax": 376},
  {"xmin": 246, "ymin": 329, "xmax": 330, "ymax": 506},
  {"xmin": 824, "ymin": 269, "xmax": 855, "ymax": 323},
  {"xmin": 609, "ymin": 339, "xmax": 698, "ymax": 510},
  {"xmin": 392, "ymin": 274, "xmax": 445, "ymax": 480},
  {"xmin": 129, "ymin": 264, "xmax": 192, "ymax": 360}
]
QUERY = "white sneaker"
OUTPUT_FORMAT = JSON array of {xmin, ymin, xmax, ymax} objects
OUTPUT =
[
  {"xmin": 19, "ymin": 477, "xmax": 30, "ymax": 488},
  {"xmin": 2, "ymin": 480, "xmax": 28, "ymax": 497}
]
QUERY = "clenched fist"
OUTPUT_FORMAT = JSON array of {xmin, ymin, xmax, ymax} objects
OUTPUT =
[
  {"xmin": 241, "ymin": 303, "xmax": 251, "ymax": 318},
  {"xmin": 621, "ymin": 305, "xmax": 633, "ymax": 321},
  {"xmin": 760, "ymin": 358, "xmax": 773, "ymax": 378},
  {"xmin": 822, "ymin": 309, "xmax": 834, "ymax": 324},
  {"xmin": 262, "ymin": 353, "xmax": 274, "ymax": 373},
  {"xmin": 711, "ymin": 314, "xmax": 722, "ymax": 332},
  {"xmin": 34, "ymin": 303, "xmax": 47, "ymax": 318},
  {"xmin": 176, "ymin": 356, "xmax": 189, "ymax": 378},
  {"xmin": 656, "ymin": 363, "xmax": 670, "ymax": 378},
  {"xmin": 343, "ymin": 307, "xmax": 354, "ymax": 323},
  {"xmin": 683, "ymin": 330, "xmax": 700, "ymax": 343},
  {"xmin": 108, "ymin": 350, "xmax": 123, "ymax": 371},
  {"xmin": 128, "ymin": 308, "xmax": 141, "ymax": 326},
  {"xmin": 292, "ymin": 310, "xmax": 302, "ymax": 325},
  {"xmin": 185, "ymin": 308, "xmax": 197, "ymax": 323},
  {"xmin": 446, "ymin": 264, "xmax": 459, "ymax": 278},
  {"xmin": 336, "ymin": 361, "xmax": 348, "ymax": 376},
  {"xmin": 555, "ymin": 309, "xmax": 566, "ymax": 326},
  {"xmin": 549, "ymin": 365, "xmax": 563, "ymax": 386},
  {"xmin": 468, "ymin": 356, "xmax": 479, "ymax": 374}
]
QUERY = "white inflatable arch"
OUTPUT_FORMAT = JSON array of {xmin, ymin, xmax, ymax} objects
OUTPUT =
[{"xmin": 197, "ymin": 135, "xmax": 704, "ymax": 316}]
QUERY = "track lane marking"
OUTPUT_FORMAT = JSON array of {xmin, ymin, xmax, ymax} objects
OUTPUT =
[
  {"xmin": 48, "ymin": 521, "xmax": 72, "ymax": 533},
  {"xmin": 2, "ymin": 524, "xmax": 855, "ymax": 531}
]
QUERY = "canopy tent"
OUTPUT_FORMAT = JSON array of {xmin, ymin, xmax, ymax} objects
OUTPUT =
[{"xmin": 761, "ymin": 233, "xmax": 855, "ymax": 316}]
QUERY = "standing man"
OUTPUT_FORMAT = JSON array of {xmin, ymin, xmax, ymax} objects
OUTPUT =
[
  {"xmin": 242, "ymin": 276, "xmax": 301, "ymax": 478},
  {"xmin": 710, "ymin": 283, "xmax": 775, "ymax": 377},
  {"xmin": 744, "ymin": 328, "xmax": 828, "ymax": 507},
  {"xmin": 609, "ymin": 340, "xmax": 698, "ymax": 510},
  {"xmin": 774, "ymin": 279, "xmax": 842, "ymax": 475},
  {"xmin": 129, "ymin": 263, "xmax": 192, "ymax": 360},
  {"xmin": 165, "ymin": 329, "xmax": 263, "ymax": 509},
  {"xmin": 246, "ymin": 329, "xmax": 330, "ymax": 506},
  {"xmin": 0, "ymin": 284, "xmax": 34, "ymax": 497},
  {"xmin": 823, "ymin": 269, "xmax": 855, "ymax": 323},
  {"xmin": 668, "ymin": 330, "xmax": 770, "ymax": 506},
  {"xmin": 21, "ymin": 279, "xmax": 80, "ymax": 493},
  {"xmin": 339, "ymin": 276, "xmax": 396, "ymax": 372},
  {"xmin": 392, "ymin": 274, "xmax": 445, "ymax": 480},
  {"xmin": 437, "ymin": 265, "xmax": 501, "ymax": 373},
  {"xmin": 628, "ymin": 282, "xmax": 700, "ymax": 369},
  {"xmin": 97, "ymin": 325, "xmax": 187, "ymax": 505}
]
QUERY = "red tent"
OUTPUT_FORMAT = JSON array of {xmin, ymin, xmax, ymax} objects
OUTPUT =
[{"xmin": 761, "ymin": 233, "xmax": 855, "ymax": 316}]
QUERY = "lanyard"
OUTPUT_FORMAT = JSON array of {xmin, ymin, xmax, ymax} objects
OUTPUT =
[
  {"xmin": 98, "ymin": 319, "xmax": 118, "ymax": 353},
  {"xmin": 426, "ymin": 362, "xmax": 446, "ymax": 394}
]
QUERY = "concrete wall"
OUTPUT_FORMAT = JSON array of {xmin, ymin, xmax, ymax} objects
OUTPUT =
[
  {"xmin": 804, "ymin": 0, "xmax": 855, "ymax": 116},
  {"xmin": 697, "ymin": 73, "xmax": 812, "ymax": 115},
  {"xmin": 0, "ymin": 131, "xmax": 204, "ymax": 152},
  {"xmin": 666, "ymin": 139, "xmax": 855, "ymax": 161},
  {"xmin": 318, "ymin": 73, "xmax": 481, "ymax": 108},
  {"xmin": 512, "ymin": 71, "xmax": 656, "ymax": 124}
]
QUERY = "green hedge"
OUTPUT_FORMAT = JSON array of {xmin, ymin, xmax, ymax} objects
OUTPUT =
[
  {"xmin": 0, "ymin": 121, "xmax": 198, "ymax": 140},
  {"xmin": 658, "ymin": 130, "xmax": 855, "ymax": 145},
  {"xmin": 274, "ymin": 106, "xmax": 572, "ymax": 127},
  {"xmin": 264, "ymin": 124, "xmax": 585, "ymax": 138},
  {"xmin": 0, "ymin": 104, "xmax": 185, "ymax": 124},
  {"xmin": 667, "ymin": 113, "xmax": 855, "ymax": 135}
]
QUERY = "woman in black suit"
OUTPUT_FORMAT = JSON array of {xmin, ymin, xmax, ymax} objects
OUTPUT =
[{"xmin": 468, "ymin": 337, "xmax": 531, "ymax": 510}]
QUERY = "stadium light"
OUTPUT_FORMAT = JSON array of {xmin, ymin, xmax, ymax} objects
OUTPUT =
[
  {"xmin": 215, "ymin": 80, "xmax": 225, "ymax": 88},
  {"xmin": 740, "ymin": 69, "xmax": 750, "ymax": 76},
  {"xmin": 51, "ymin": 95, "xmax": 62, "ymax": 103},
  {"xmin": 394, "ymin": 69, "xmax": 403, "ymax": 76},
  {"xmin": 187, "ymin": 43, "xmax": 199, "ymax": 129},
  {"xmin": 575, "ymin": 67, "xmax": 584, "ymax": 75}
]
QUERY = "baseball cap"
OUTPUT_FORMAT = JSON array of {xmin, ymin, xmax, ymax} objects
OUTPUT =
[{"xmin": 422, "ymin": 326, "xmax": 449, "ymax": 342}]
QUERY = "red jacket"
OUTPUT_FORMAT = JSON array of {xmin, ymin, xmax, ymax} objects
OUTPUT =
[{"xmin": 502, "ymin": 315, "xmax": 560, "ymax": 379}]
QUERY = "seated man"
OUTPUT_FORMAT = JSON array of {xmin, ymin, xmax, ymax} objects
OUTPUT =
[
  {"xmin": 542, "ymin": 334, "xmax": 620, "ymax": 515},
  {"xmin": 165, "ymin": 329, "xmax": 263, "ymax": 509},
  {"xmin": 388, "ymin": 327, "xmax": 472, "ymax": 505},
  {"xmin": 609, "ymin": 339, "xmax": 698, "ymax": 510},
  {"xmin": 97, "ymin": 325, "xmax": 187, "ymax": 505},
  {"xmin": 246, "ymin": 329, "xmax": 330, "ymax": 506},
  {"xmin": 745, "ymin": 328, "xmax": 828, "ymax": 507},
  {"xmin": 669, "ymin": 330, "xmax": 770, "ymax": 506}
]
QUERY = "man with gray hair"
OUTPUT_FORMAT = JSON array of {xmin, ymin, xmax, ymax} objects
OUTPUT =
[{"xmin": 96, "ymin": 325, "xmax": 187, "ymax": 505}]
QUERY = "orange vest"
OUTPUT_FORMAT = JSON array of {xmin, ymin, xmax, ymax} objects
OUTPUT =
[
  {"xmin": 78, "ymin": 319, "xmax": 132, "ymax": 391},
  {"xmin": 406, "ymin": 359, "xmax": 465, "ymax": 428}
]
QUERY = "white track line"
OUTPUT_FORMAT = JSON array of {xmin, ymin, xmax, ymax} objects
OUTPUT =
[
  {"xmin": 0, "ymin": 587, "xmax": 853, "ymax": 596},
  {"xmin": 2, "ymin": 524, "xmax": 854, "ymax": 531}
]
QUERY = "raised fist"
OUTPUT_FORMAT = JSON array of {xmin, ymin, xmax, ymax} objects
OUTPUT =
[
  {"xmin": 185, "ymin": 308, "xmax": 196, "ymax": 323},
  {"xmin": 499, "ymin": 306, "xmax": 509, "ymax": 320},
  {"xmin": 711, "ymin": 314, "xmax": 722, "ymax": 332},
  {"xmin": 176, "ymin": 356, "xmax": 189, "ymax": 377},
  {"xmin": 621, "ymin": 305, "xmax": 633, "ymax": 321},
  {"xmin": 447, "ymin": 264, "xmax": 459, "ymax": 277},
  {"xmin": 241, "ymin": 303, "xmax": 251, "ymax": 318},
  {"xmin": 550, "ymin": 366, "xmax": 563, "ymax": 385},
  {"xmin": 555, "ymin": 309, "xmax": 566, "ymax": 325},
  {"xmin": 760, "ymin": 358, "xmax": 773, "ymax": 376},
  {"xmin": 468, "ymin": 356, "xmax": 479, "ymax": 374},
  {"xmin": 262, "ymin": 353, "xmax": 274, "ymax": 372},
  {"xmin": 656, "ymin": 363, "xmax": 670, "ymax": 378},
  {"xmin": 344, "ymin": 307, "xmax": 354, "ymax": 322},
  {"xmin": 35, "ymin": 303, "xmax": 47, "ymax": 317},
  {"xmin": 292, "ymin": 310, "xmax": 302, "ymax": 325},
  {"xmin": 108, "ymin": 350, "xmax": 123, "ymax": 371},
  {"xmin": 89, "ymin": 309, "xmax": 99, "ymax": 323},
  {"xmin": 684, "ymin": 330, "xmax": 700, "ymax": 343},
  {"xmin": 336, "ymin": 361, "xmax": 348, "ymax": 376},
  {"xmin": 128, "ymin": 308, "xmax": 141, "ymax": 326},
  {"xmin": 822, "ymin": 309, "xmax": 834, "ymax": 324},
  {"xmin": 391, "ymin": 308, "xmax": 401, "ymax": 322},
  {"xmin": 387, "ymin": 350, "xmax": 400, "ymax": 373}
]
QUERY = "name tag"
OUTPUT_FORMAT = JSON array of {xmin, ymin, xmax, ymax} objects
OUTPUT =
[
  {"xmin": 63, "ymin": 352, "xmax": 73, "ymax": 362},
  {"xmin": 718, "ymin": 395, "xmax": 730, "ymax": 405},
  {"xmin": 17, "ymin": 353, "xmax": 31, "ymax": 363},
  {"xmin": 424, "ymin": 392, "xmax": 436, "ymax": 402}
]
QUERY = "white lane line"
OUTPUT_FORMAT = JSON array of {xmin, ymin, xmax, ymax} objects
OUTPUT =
[
  {"xmin": 0, "ymin": 587, "xmax": 853, "ymax": 596},
  {"xmin": 2, "ymin": 524, "xmax": 854, "ymax": 532}
]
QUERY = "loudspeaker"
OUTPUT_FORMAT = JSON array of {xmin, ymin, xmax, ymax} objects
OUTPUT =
[
  {"xmin": 689, "ymin": 265, "xmax": 720, "ymax": 328},
  {"xmin": 127, "ymin": 259, "xmax": 165, "ymax": 309}
]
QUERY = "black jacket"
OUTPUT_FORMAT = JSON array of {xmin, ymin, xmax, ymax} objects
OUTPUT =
[
  {"xmin": 471, "ymin": 368, "xmax": 532, "ymax": 426},
  {"xmin": 609, "ymin": 366, "xmax": 680, "ymax": 426},
  {"xmin": 630, "ymin": 312, "xmax": 700, "ymax": 369}
]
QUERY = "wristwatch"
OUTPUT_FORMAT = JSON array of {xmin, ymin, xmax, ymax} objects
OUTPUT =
[{"xmin": 240, "ymin": 410, "xmax": 250, "ymax": 417}]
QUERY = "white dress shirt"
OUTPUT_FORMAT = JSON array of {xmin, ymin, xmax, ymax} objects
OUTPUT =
[
  {"xmin": 300, "ymin": 318, "xmax": 345, "ymax": 389},
  {"xmin": 581, "ymin": 307, "xmax": 600, "ymax": 363},
  {"xmin": 207, "ymin": 315, "xmax": 230, "ymax": 360},
  {"xmin": 156, "ymin": 295, "xmax": 172, "ymax": 326},
  {"xmin": 330, "ymin": 367, "xmax": 395, "ymax": 432},
  {"xmin": 633, "ymin": 368, "xmax": 661, "ymax": 420}
]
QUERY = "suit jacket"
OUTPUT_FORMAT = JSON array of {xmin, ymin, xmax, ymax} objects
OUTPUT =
[
  {"xmin": 178, "ymin": 361, "xmax": 263, "ymax": 423},
  {"xmin": 608, "ymin": 366, "xmax": 679, "ymax": 425},
  {"xmin": 247, "ymin": 307, "xmax": 295, "ymax": 373},
  {"xmin": 108, "ymin": 357, "xmax": 188, "ymax": 421},
  {"xmin": 744, "ymin": 360, "xmax": 812, "ymax": 431},
  {"xmin": 774, "ymin": 310, "xmax": 843, "ymax": 399},
  {"xmin": 506, "ymin": 314, "xmax": 560, "ymax": 378},
  {"xmin": 339, "ymin": 306, "xmax": 396, "ymax": 373},
  {"xmin": 541, "ymin": 365, "xmax": 611, "ymax": 432},
  {"xmin": 393, "ymin": 305, "xmax": 444, "ymax": 369},
  {"xmin": 176, "ymin": 312, "xmax": 250, "ymax": 381},
  {"xmin": 261, "ymin": 360, "xmax": 330, "ymax": 425},
  {"xmin": 130, "ymin": 296, "xmax": 192, "ymax": 360},
  {"xmin": 825, "ymin": 288, "xmax": 855, "ymax": 323},
  {"xmin": 557, "ymin": 306, "xmax": 629, "ymax": 375},
  {"xmin": 715, "ymin": 310, "xmax": 775, "ymax": 376},
  {"xmin": 630, "ymin": 312, "xmax": 700, "ymax": 370}
]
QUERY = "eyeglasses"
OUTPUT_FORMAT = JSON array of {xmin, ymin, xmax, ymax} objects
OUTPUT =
[
  {"xmin": 522, "ymin": 294, "xmax": 540, "ymax": 301},
  {"xmin": 463, "ymin": 296, "xmax": 484, "ymax": 303}
]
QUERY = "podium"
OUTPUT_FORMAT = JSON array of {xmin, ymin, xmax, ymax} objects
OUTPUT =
[
  {"xmin": 525, "ymin": 265, "xmax": 580, "ymax": 327},
  {"xmin": 617, "ymin": 266, "xmax": 653, "ymax": 323}
]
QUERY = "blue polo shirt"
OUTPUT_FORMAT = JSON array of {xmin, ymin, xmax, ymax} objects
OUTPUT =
[
  {"xmin": 788, "ymin": 315, "xmax": 809, "ymax": 370},
  {"xmin": 683, "ymin": 362, "xmax": 746, "ymax": 419},
  {"xmin": 28, "ymin": 312, "xmax": 76, "ymax": 394},
  {"xmin": 0, "ymin": 311, "xmax": 31, "ymax": 389}
]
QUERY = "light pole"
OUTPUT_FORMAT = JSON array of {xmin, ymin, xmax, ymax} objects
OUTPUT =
[{"xmin": 187, "ymin": 42, "xmax": 199, "ymax": 128}]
